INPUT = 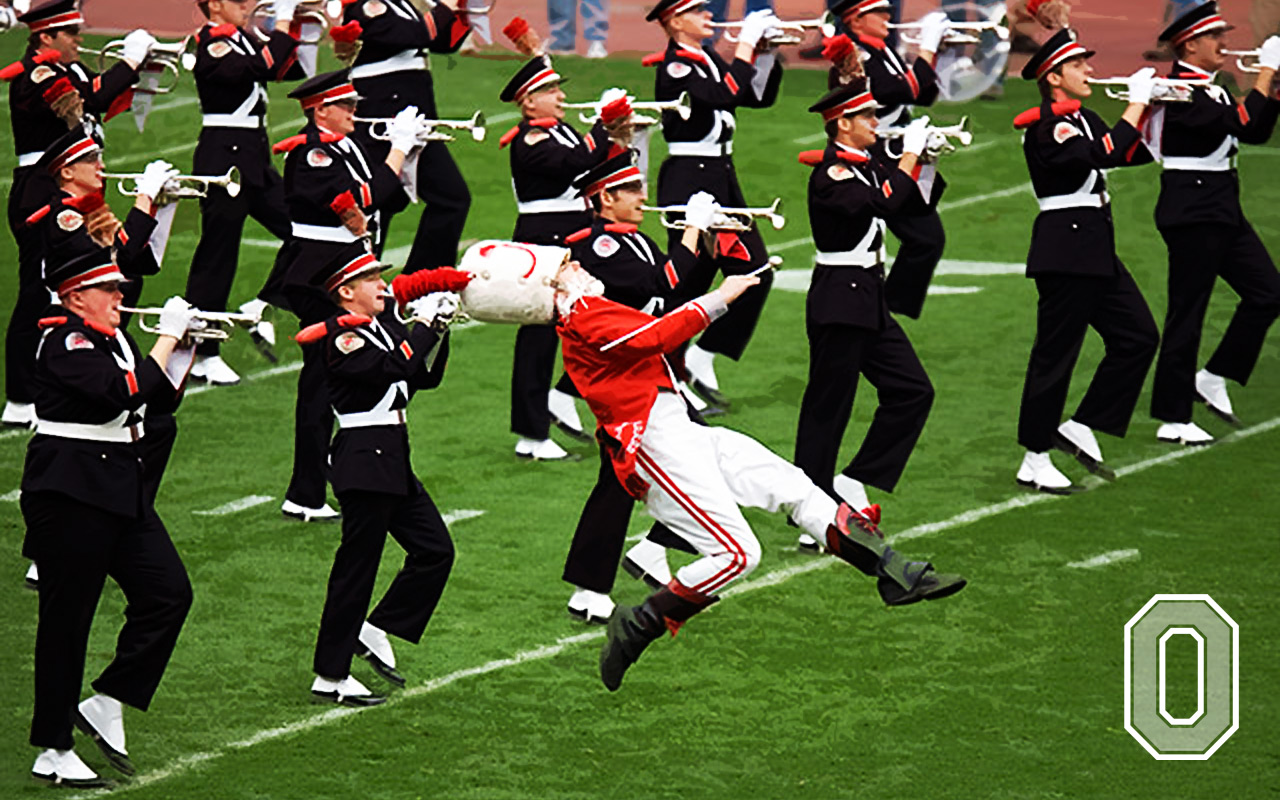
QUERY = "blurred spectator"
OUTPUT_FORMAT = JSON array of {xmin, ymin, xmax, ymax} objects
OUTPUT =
[
  {"xmin": 548, "ymin": 0, "xmax": 610, "ymax": 57},
  {"xmin": 1252, "ymin": 0, "xmax": 1280, "ymax": 44}
]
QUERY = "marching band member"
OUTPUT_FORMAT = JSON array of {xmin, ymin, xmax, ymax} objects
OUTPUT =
[
  {"xmin": 793, "ymin": 80, "xmax": 935, "ymax": 537},
  {"xmin": 827, "ymin": 0, "xmax": 950, "ymax": 321},
  {"xmin": 646, "ymin": 0, "xmax": 782, "ymax": 410},
  {"xmin": 3, "ymin": 0, "xmax": 154, "ymax": 427},
  {"xmin": 264, "ymin": 69, "xmax": 420, "ymax": 522},
  {"xmin": 1012, "ymin": 30, "xmax": 1160, "ymax": 492},
  {"xmin": 298, "ymin": 244, "xmax": 457, "ymax": 706},
  {"xmin": 552, "ymin": 258, "xmax": 965, "ymax": 692},
  {"xmin": 21, "ymin": 247, "xmax": 195, "ymax": 786},
  {"xmin": 499, "ymin": 29, "xmax": 626, "ymax": 461},
  {"xmin": 184, "ymin": 0, "xmax": 308, "ymax": 386},
  {"xmin": 1148, "ymin": 2, "xmax": 1280, "ymax": 444},
  {"xmin": 342, "ymin": 0, "xmax": 473, "ymax": 273}
]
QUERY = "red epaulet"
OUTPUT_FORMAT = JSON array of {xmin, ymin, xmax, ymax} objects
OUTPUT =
[
  {"xmin": 37, "ymin": 316, "xmax": 68, "ymax": 329},
  {"xmin": 603, "ymin": 222, "xmax": 637, "ymax": 234},
  {"xmin": 294, "ymin": 321, "xmax": 328, "ymax": 344},
  {"xmin": 641, "ymin": 50, "xmax": 666, "ymax": 67},
  {"xmin": 837, "ymin": 151, "xmax": 869, "ymax": 164},
  {"xmin": 86, "ymin": 320, "xmax": 116, "ymax": 336},
  {"xmin": 273, "ymin": 134, "xmax": 308, "ymax": 153},
  {"xmin": 565, "ymin": 227, "xmax": 594, "ymax": 243},
  {"xmin": 1013, "ymin": 100, "xmax": 1081, "ymax": 129},
  {"xmin": 856, "ymin": 34, "xmax": 886, "ymax": 51},
  {"xmin": 65, "ymin": 193, "xmax": 106, "ymax": 213},
  {"xmin": 675, "ymin": 49, "xmax": 708, "ymax": 65},
  {"xmin": 25, "ymin": 205, "xmax": 51, "ymax": 226},
  {"xmin": 209, "ymin": 23, "xmax": 238, "ymax": 38},
  {"xmin": 337, "ymin": 313, "xmax": 372, "ymax": 327},
  {"xmin": 0, "ymin": 61, "xmax": 24, "ymax": 82},
  {"xmin": 34, "ymin": 49, "xmax": 61, "ymax": 65},
  {"xmin": 498, "ymin": 124, "xmax": 521, "ymax": 148},
  {"xmin": 529, "ymin": 117, "xmax": 557, "ymax": 128},
  {"xmin": 797, "ymin": 150, "xmax": 824, "ymax": 166}
]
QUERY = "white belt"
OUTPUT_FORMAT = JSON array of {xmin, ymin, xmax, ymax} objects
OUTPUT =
[
  {"xmin": 1037, "ymin": 191, "xmax": 1110, "ymax": 212},
  {"xmin": 667, "ymin": 141, "xmax": 734, "ymax": 158},
  {"xmin": 517, "ymin": 196, "xmax": 589, "ymax": 214},
  {"xmin": 35, "ymin": 418, "xmax": 144, "ymax": 443},
  {"xmin": 351, "ymin": 50, "xmax": 429, "ymax": 80},
  {"xmin": 815, "ymin": 251, "xmax": 881, "ymax": 268},
  {"xmin": 202, "ymin": 114, "xmax": 263, "ymax": 129},
  {"xmin": 1162, "ymin": 155, "xmax": 1235, "ymax": 172},
  {"xmin": 18, "ymin": 152, "xmax": 41, "ymax": 167},
  {"xmin": 336, "ymin": 408, "xmax": 406, "ymax": 429},
  {"xmin": 291, "ymin": 222, "xmax": 359, "ymax": 243}
]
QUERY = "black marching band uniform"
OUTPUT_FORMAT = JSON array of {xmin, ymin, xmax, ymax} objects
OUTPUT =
[
  {"xmin": 21, "ymin": 249, "xmax": 192, "ymax": 774},
  {"xmin": 500, "ymin": 56, "xmax": 611, "ymax": 449},
  {"xmin": 343, "ymin": 0, "xmax": 472, "ymax": 272},
  {"xmin": 1148, "ymin": 3, "xmax": 1280, "ymax": 430},
  {"xmin": 795, "ymin": 82, "xmax": 934, "ymax": 501},
  {"xmin": 185, "ymin": 16, "xmax": 305, "ymax": 364},
  {"xmin": 1014, "ymin": 31, "xmax": 1158, "ymax": 480},
  {"xmin": 647, "ymin": 0, "xmax": 781, "ymax": 381},
  {"xmin": 300, "ymin": 245, "xmax": 454, "ymax": 700},
  {"xmin": 4, "ymin": 0, "xmax": 139, "ymax": 419},
  {"xmin": 828, "ymin": 0, "xmax": 947, "ymax": 319}
]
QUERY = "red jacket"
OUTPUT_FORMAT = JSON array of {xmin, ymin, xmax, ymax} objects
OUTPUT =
[{"xmin": 557, "ymin": 292, "xmax": 725, "ymax": 497}]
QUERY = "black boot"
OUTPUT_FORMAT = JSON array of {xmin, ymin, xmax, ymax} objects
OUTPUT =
[
  {"xmin": 823, "ymin": 503, "xmax": 967, "ymax": 606},
  {"xmin": 599, "ymin": 585, "xmax": 716, "ymax": 691}
]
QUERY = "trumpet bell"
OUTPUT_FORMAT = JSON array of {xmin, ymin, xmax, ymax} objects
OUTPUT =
[{"xmin": 931, "ymin": 2, "xmax": 1009, "ymax": 103}]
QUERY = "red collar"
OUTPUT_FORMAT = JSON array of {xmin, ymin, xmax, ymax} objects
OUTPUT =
[{"xmin": 856, "ymin": 34, "xmax": 886, "ymax": 51}]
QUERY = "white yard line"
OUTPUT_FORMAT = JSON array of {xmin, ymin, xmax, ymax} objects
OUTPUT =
[
  {"xmin": 192, "ymin": 495, "xmax": 275, "ymax": 517},
  {"xmin": 442, "ymin": 509, "xmax": 486, "ymax": 525},
  {"xmin": 1067, "ymin": 549, "xmax": 1140, "ymax": 569},
  {"xmin": 115, "ymin": 118, "xmax": 305, "ymax": 165},
  {"xmin": 65, "ymin": 413, "xmax": 1280, "ymax": 799},
  {"xmin": 1, "ymin": 489, "xmax": 20, "ymax": 502}
]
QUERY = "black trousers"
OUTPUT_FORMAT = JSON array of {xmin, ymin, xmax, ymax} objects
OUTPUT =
[
  {"xmin": 1151, "ymin": 222, "xmax": 1280, "ymax": 423},
  {"xmin": 6, "ymin": 166, "xmax": 56, "ymax": 404},
  {"xmin": 658, "ymin": 155, "xmax": 772, "ymax": 361},
  {"xmin": 21, "ymin": 491, "xmax": 192, "ymax": 750},
  {"xmin": 314, "ymin": 481, "xmax": 455, "ymax": 680},
  {"xmin": 884, "ymin": 209, "xmax": 946, "ymax": 320},
  {"xmin": 287, "ymin": 339, "xmax": 333, "ymax": 509},
  {"xmin": 795, "ymin": 315, "xmax": 933, "ymax": 495},
  {"xmin": 185, "ymin": 173, "xmax": 292, "ymax": 356},
  {"xmin": 1018, "ymin": 268, "xmax": 1159, "ymax": 453}
]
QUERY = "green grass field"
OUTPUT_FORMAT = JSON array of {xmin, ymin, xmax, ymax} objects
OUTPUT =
[{"xmin": 1, "ymin": 37, "xmax": 1278, "ymax": 798}]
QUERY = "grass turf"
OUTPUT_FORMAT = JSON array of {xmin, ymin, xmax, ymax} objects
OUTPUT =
[{"xmin": 0, "ymin": 37, "xmax": 1277, "ymax": 798}]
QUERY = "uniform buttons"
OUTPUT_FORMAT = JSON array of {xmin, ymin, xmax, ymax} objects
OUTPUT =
[
  {"xmin": 1196, "ymin": 179, "xmax": 1203, "ymax": 185},
  {"xmin": 1072, "ymin": 223, "xmax": 1078, "ymax": 229},
  {"xmin": 850, "ymin": 282, "xmax": 858, "ymax": 289},
  {"xmin": 375, "ymin": 449, "xmax": 382, "ymax": 455},
  {"xmin": 101, "ymin": 454, "xmax": 107, "ymax": 460}
]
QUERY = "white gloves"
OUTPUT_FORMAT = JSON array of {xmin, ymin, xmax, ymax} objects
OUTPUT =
[
  {"xmin": 736, "ymin": 9, "xmax": 777, "ymax": 49},
  {"xmin": 684, "ymin": 191, "xmax": 719, "ymax": 232},
  {"xmin": 387, "ymin": 105, "xmax": 421, "ymax": 154},
  {"xmin": 0, "ymin": 6, "xmax": 18, "ymax": 32},
  {"xmin": 156, "ymin": 296, "xmax": 194, "ymax": 339},
  {"xmin": 1125, "ymin": 66, "xmax": 1156, "ymax": 106},
  {"xmin": 917, "ymin": 11, "xmax": 950, "ymax": 55},
  {"xmin": 1258, "ymin": 35, "xmax": 1280, "ymax": 71},
  {"xmin": 121, "ymin": 29, "xmax": 157, "ymax": 66},
  {"xmin": 273, "ymin": 0, "xmax": 301, "ymax": 23},
  {"xmin": 136, "ymin": 160, "xmax": 179, "ymax": 201},
  {"xmin": 900, "ymin": 115, "xmax": 931, "ymax": 157},
  {"xmin": 407, "ymin": 292, "xmax": 460, "ymax": 327}
]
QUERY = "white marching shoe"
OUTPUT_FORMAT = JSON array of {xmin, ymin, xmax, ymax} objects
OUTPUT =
[
  {"xmin": 1053, "ymin": 419, "xmax": 1115, "ymax": 480},
  {"xmin": 2, "ymin": 400, "xmax": 34, "ymax": 428},
  {"xmin": 1016, "ymin": 451, "xmax": 1081, "ymax": 495},
  {"xmin": 356, "ymin": 621, "xmax": 404, "ymax": 687},
  {"xmin": 281, "ymin": 499, "xmax": 341, "ymax": 522},
  {"xmin": 76, "ymin": 694, "xmax": 132, "ymax": 775},
  {"xmin": 25, "ymin": 562, "xmax": 38, "ymax": 591},
  {"xmin": 1156, "ymin": 422, "xmax": 1215, "ymax": 446},
  {"xmin": 566, "ymin": 588, "xmax": 615, "ymax": 625},
  {"xmin": 311, "ymin": 675, "xmax": 386, "ymax": 707},
  {"xmin": 190, "ymin": 355, "xmax": 241, "ymax": 386},
  {"xmin": 515, "ymin": 437, "xmax": 574, "ymax": 461},
  {"xmin": 1195, "ymin": 369, "xmax": 1240, "ymax": 426},
  {"xmin": 801, "ymin": 475, "xmax": 871, "ymax": 550},
  {"xmin": 548, "ymin": 388, "xmax": 591, "ymax": 442},
  {"xmin": 622, "ymin": 538, "xmax": 672, "ymax": 589},
  {"xmin": 239, "ymin": 298, "xmax": 278, "ymax": 363},
  {"xmin": 31, "ymin": 748, "xmax": 110, "ymax": 788},
  {"xmin": 685, "ymin": 343, "xmax": 730, "ymax": 407}
]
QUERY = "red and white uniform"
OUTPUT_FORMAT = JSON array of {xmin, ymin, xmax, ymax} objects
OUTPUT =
[{"xmin": 558, "ymin": 293, "xmax": 838, "ymax": 596}]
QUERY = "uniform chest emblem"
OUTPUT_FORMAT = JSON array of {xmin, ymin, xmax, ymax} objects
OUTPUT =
[
  {"xmin": 56, "ymin": 209, "xmax": 83, "ymax": 231},
  {"xmin": 335, "ymin": 332, "xmax": 365, "ymax": 354},
  {"xmin": 827, "ymin": 164, "xmax": 853, "ymax": 181},
  {"xmin": 31, "ymin": 65, "xmax": 57, "ymax": 84},
  {"xmin": 65, "ymin": 331, "xmax": 94, "ymax": 350},
  {"xmin": 208, "ymin": 41, "xmax": 233, "ymax": 58},
  {"xmin": 307, "ymin": 148, "xmax": 333, "ymax": 167},
  {"xmin": 1053, "ymin": 121, "xmax": 1081, "ymax": 144},
  {"xmin": 523, "ymin": 129, "xmax": 549, "ymax": 146},
  {"xmin": 593, "ymin": 235, "xmax": 619, "ymax": 258},
  {"xmin": 667, "ymin": 61, "xmax": 692, "ymax": 79},
  {"xmin": 365, "ymin": 0, "xmax": 387, "ymax": 17}
]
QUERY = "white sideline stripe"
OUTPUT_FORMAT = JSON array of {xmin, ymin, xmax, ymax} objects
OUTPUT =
[
  {"xmin": 772, "ymin": 270, "xmax": 983, "ymax": 295},
  {"xmin": 1067, "ymin": 549, "xmax": 1140, "ymax": 569},
  {"xmin": 184, "ymin": 361, "xmax": 304, "ymax": 396},
  {"xmin": 488, "ymin": 111, "xmax": 520, "ymax": 125},
  {"xmin": 928, "ymin": 286, "xmax": 982, "ymax": 295},
  {"xmin": 1, "ymin": 489, "xmax": 20, "ymax": 502},
  {"xmin": 115, "ymin": 118, "xmax": 306, "ymax": 165},
  {"xmin": 442, "ymin": 509, "xmax": 486, "ymax": 525},
  {"xmin": 152, "ymin": 97, "xmax": 201, "ymax": 113},
  {"xmin": 0, "ymin": 429, "xmax": 27, "ymax": 441},
  {"xmin": 63, "ymin": 414, "xmax": 1280, "ymax": 799},
  {"xmin": 192, "ymin": 495, "xmax": 275, "ymax": 516}
]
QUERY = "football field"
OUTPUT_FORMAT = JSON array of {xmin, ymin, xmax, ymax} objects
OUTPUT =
[{"xmin": 1, "ymin": 38, "xmax": 1278, "ymax": 798}]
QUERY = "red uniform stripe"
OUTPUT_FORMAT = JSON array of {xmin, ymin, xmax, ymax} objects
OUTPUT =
[
  {"xmin": 663, "ymin": 260, "xmax": 678, "ymax": 289},
  {"xmin": 1237, "ymin": 103, "xmax": 1250, "ymax": 125},
  {"xmin": 399, "ymin": 340, "xmax": 413, "ymax": 358},
  {"xmin": 125, "ymin": 371, "xmax": 139, "ymax": 395},
  {"xmin": 724, "ymin": 73, "xmax": 739, "ymax": 95},
  {"xmin": 905, "ymin": 70, "xmax": 920, "ymax": 99},
  {"xmin": 1102, "ymin": 133, "xmax": 1114, "ymax": 154}
]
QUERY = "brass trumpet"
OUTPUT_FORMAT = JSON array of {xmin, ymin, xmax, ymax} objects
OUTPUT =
[
  {"xmin": 250, "ymin": 0, "xmax": 341, "ymax": 43},
  {"xmin": 642, "ymin": 198, "xmax": 786, "ymax": 232},
  {"xmin": 355, "ymin": 110, "xmax": 487, "ymax": 144},
  {"xmin": 711, "ymin": 12, "xmax": 833, "ymax": 47},
  {"xmin": 102, "ymin": 167, "xmax": 241, "ymax": 202},
  {"xmin": 879, "ymin": 116, "xmax": 973, "ymax": 160},
  {"xmin": 563, "ymin": 91, "xmax": 692, "ymax": 126},
  {"xmin": 1088, "ymin": 77, "xmax": 1211, "ymax": 103},
  {"xmin": 890, "ymin": 4, "xmax": 1009, "ymax": 48},
  {"xmin": 81, "ymin": 37, "xmax": 193, "ymax": 94},
  {"xmin": 1223, "ymin": 49, "xmax": 1263, "ymax": 73},
  {"xmin": 121, "ymin": 305, "xmax": 263, "ymax": 342}
]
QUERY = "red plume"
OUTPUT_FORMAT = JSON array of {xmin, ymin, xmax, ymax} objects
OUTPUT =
[
  {"xmin": 503, "ymin": 16, "xmax": 543, "ymax": 56},
  {"xmin": 390, "ymin": 268, "xmax": 472, "ymax": 305}
]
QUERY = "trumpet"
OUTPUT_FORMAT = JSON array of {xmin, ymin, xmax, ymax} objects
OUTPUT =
[
  {"xmin": 890, "ymin": 4, "xmax": 1009, "ymax": 48},
  {"xmin": 102, "ymin": 167, "xmax": 241, "ymax": 202},
  {"xmin": 81, "ymin": 37, "xmax": 193, "ymax": 94},
  {"xmin": 1223, "ymin": 49, "xmax": 1263, "ymax": 73},
  {"xmin": 642, "ymin": 198, "xmax": 786, "ymax": 232},
  {"xmin": 355, "ymin": 110, "xmax": 487, "ymax": 144},
  {"xmin": 122, "ymin": 305, "xmax": 263, "ymax": 342},
  {"xmin": 710, "ymin": 12, "xmax": 833, "ymax": 47},
  {"xmin": 879, "ymin": 117, "xmax": 973, "ymax": 160},
  {"xmin": 562, "ymin": 91, "xmax": 692, "ymax": 126},
  {"xmin": 1088, "ymin": 77, "xmax": 1211, "ymax": 103},
  {"xmin": 250, "ymin": 0, "xmax": 341, "ymax": 43}
]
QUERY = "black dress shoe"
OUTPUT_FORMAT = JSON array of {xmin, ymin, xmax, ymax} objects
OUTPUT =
[
  {"xmin": 1051, "ymin": 431, "xmax": 1116, "ymax": 481},
  {"xmin": 689, "ymin": 378, "xmax": 731, "ymax": 409},
  {"xmin": 311, "ymin": 689, "xmax": 387, "ymax": 707},
  {"xmin": 74, "ymin": 711, "xmax": 135, "ymax": 776},
  {"xmin": 355, "ymin": 644, "xmax": 406, "ymax": 688}
]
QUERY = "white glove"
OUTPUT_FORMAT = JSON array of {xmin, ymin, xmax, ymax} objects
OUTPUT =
[
  {"xmin": 156, "ymin": 296, "xmax": 194, "ymax": 339},
  {"xmin": 272, "ymin": 0, "xmax": 301, "ymax": 23},
  {"xmin": 0, "ymin": 6, "xmax": 18, "ymax": 32},
  {"xmin": 136, "ymin": 160, "xmax": 179, "ymax": 201},
  {"xmin": 1258, "ymin": 35, "xmax": 1280, "ymax": 71},
  {"xmin": 736, "ymin": 9, "xmax": 776, "ymax": 49},
  {"xmin": 917, "ymin": 10, "xmax": 950, "ymax": 54},
  {"xmin": 1125, "ymin": 66, "xmax": 1156, "ymax": 106},
  {"xmin": 599, "ymin": 87, "xmax": 629, "ymax": 106},
  {"xmin": 684, "ymin": 191, "xmax": 718, "ymax": 232},
  {"xmin": 121, "ymin": 29, "xmax": 157, "ymax": 66},
  {"xmin": 900, "ymin": 115, "xmax": 931, "ymax": 157},
  {"xmin": 387, "ymin": 105, "xmax": 421, "ymax": 154},
  {"xmin": 407, "ymin": 292, "xmax": 460, "ymax": 327}
]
